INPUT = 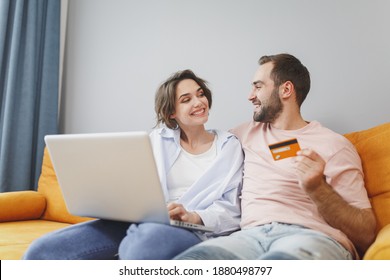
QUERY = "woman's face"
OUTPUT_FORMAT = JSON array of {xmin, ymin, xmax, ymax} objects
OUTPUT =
[{"xmin": 170, "ymin": 79, "xmax": 209, "ymax": 129}]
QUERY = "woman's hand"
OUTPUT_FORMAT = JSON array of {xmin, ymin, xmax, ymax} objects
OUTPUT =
[{"xmin": 167, "ymin": 202, "xmax": 203, "ymax": 225}]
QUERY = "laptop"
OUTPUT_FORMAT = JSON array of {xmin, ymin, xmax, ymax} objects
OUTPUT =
[{"xmin": 44, "ymin": 131, "xmax": 213, "ymax": 232}]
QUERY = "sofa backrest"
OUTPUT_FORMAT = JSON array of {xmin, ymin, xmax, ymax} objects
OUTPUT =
[
  {"xmin": 36, "ymin": 123, "xmax": 390, "ymax": 230},
  {"xmin": 37, "ymin": 148, "xmax": 92, "ymax": 224},
  {"xmin": 344, "ymin": 122, "xmax": 390, "ymax": 233}
]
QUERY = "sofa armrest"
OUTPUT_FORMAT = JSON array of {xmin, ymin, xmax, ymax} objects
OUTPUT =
[
  {"xmin": 0, "ymin": 191, "xmax": 46, "ymax": 222},
  {"xmin": 363, "ymin": 224, "xmax": 390, "ymax": 259}
]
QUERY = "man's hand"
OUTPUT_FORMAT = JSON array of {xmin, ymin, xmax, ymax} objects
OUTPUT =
[
  {"xmin": 294, "ymin": 148, "xmax": 376, "ymax": 256},
  {"xmin": 167, "ymin": 203, "xmax": 202, "ymax": 225},
  {"xmin": 294, "ymin": 148, "xmax": 327, "ymax": 193}
]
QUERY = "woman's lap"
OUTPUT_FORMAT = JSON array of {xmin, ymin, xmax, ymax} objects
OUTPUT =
[
  {"xmin": 119, "ymin": 222, "xmax": 202, "ymax": 260},
  {"xmin": 23, "ymin": 219, "xmax": 130, "ymax": 260},
  {"xmin": 23, "ymin": 220, "xmax": 203, "ymax": 260}
]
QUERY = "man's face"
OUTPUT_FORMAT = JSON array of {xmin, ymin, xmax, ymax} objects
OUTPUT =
[{"xmin": 249, "ymin": 62, "xmax": 283, "ymax": 123}]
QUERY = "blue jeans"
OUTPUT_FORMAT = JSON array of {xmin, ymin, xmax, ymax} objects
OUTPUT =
[
  {"xmin": 23, "ymin": 220, "xmax": 202, "ymax": 260},
  {"xmin": 118, "ymin": 223, "xmax": 202, "ymax": 259},
  {"xmin": 23, "ymin": 220, "xmax": 130, "ymax": 260},
  {"xmin": 174, "ymin": 222, "xmax": 353, "ymax": 260}
]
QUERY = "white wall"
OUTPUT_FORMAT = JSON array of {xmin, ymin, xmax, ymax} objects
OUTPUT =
[{"xmin": 60, "ymin": 0, "xmax": 390, "ymax": 135}]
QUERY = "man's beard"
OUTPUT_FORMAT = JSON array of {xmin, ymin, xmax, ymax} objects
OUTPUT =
[{"xmin": 253, "ymin": 88, "xmax": 283, "ymax": 123}]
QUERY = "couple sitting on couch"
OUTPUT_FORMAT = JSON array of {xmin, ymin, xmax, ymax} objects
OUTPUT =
[{"xmin": 23, "ymin": 53, "xmax": 376, "ymax": 260}]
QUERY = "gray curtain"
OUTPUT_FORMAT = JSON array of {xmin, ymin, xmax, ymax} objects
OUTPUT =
[{"xmin": 0, "ymin": 0, "xmax": 60, "ymax": 192}]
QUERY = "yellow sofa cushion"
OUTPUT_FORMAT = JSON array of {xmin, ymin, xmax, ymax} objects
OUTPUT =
[
  {"xmin": 344, "ymin": 122, "xmax": 390, "ymax": 233},
  {"xmin": 0, "ymin": 191, "xmax": 46, "ymax": 222},
  {"xmin": 38, "ymin": 147, "xmax": 92, "ymax": 224},
  {"xmin": 0, "ymin": 220, "xmax": 71, "ymax": 260},
  {"xmin": 364, "ymin": 224, "xmax": 390, "ymax": 260}
]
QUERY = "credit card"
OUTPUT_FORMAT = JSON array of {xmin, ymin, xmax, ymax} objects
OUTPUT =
[{"xmin": 268, "ymin": 138, "xmax": 301, "ymax": 161}]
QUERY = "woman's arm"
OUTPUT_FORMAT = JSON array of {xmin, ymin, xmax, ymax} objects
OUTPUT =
[{"xmin": 192, "ymin": 134, "xmax": 244, "ymax": 235}]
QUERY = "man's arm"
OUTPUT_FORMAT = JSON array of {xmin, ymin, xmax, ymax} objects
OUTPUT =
[{"xmin": 295, "ymin": 149, "xmax": 376, "ymax": 256}]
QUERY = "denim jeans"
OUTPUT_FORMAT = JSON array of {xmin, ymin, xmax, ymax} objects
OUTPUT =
[
  {"xmin": 23, "ymin": 220, "xmax": 202, "ymax": 260},
  {"xmin": 22, "ymin": 220, "xmax": 130, "ymax": 260},
  {"xmin": 175, "ymin": 222, "xmax": 353, "ymax": 260},
  {"xmin": 118, "ymin": 223, "xmax": 202, "ymax": 259}
]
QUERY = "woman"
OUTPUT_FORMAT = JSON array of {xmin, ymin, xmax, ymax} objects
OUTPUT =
[{"xmin": 23, "ymin": 69, "xmax": 243, "ymax": 260}]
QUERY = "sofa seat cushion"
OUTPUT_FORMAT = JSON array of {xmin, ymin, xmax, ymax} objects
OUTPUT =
[
  {"xmin": 0, "ymin": 220, "xmax": 71, "ymax": 260},
  {"xmin": 364, "ymin": 224, "xmax": 390, "ymax": 260}
]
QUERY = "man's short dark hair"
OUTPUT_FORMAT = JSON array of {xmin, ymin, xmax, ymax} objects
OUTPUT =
[{"xmin": 259, "ymin": 53, "xmax": 310, "ymax": 106}]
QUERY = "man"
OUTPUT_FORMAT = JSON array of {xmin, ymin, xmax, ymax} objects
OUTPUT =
[{"xmin": 175, "ymin": 53, "xmax": 376, "ymax": 259}]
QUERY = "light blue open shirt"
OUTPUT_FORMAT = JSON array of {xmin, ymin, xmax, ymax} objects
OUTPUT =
[{"xmin": 149, "ymin": 127, "xmax": 244, "ymax": 238}]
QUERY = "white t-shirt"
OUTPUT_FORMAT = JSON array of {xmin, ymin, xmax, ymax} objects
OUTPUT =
[{"xmin": 167, "ymin": 135, "xmax": 217, "ymax": 202}]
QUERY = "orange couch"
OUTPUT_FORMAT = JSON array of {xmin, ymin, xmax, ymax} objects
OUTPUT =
[
  {"xmin": 0, "ymin": 148, "xmax": 92, "ymax": 260},
  {"xmin": 0, "ymin": 122, "xmax": 389, "ymax": 260},
  {"xmin": 344, "ymin": 122, "xmax": 390, "ymax": 259}
]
